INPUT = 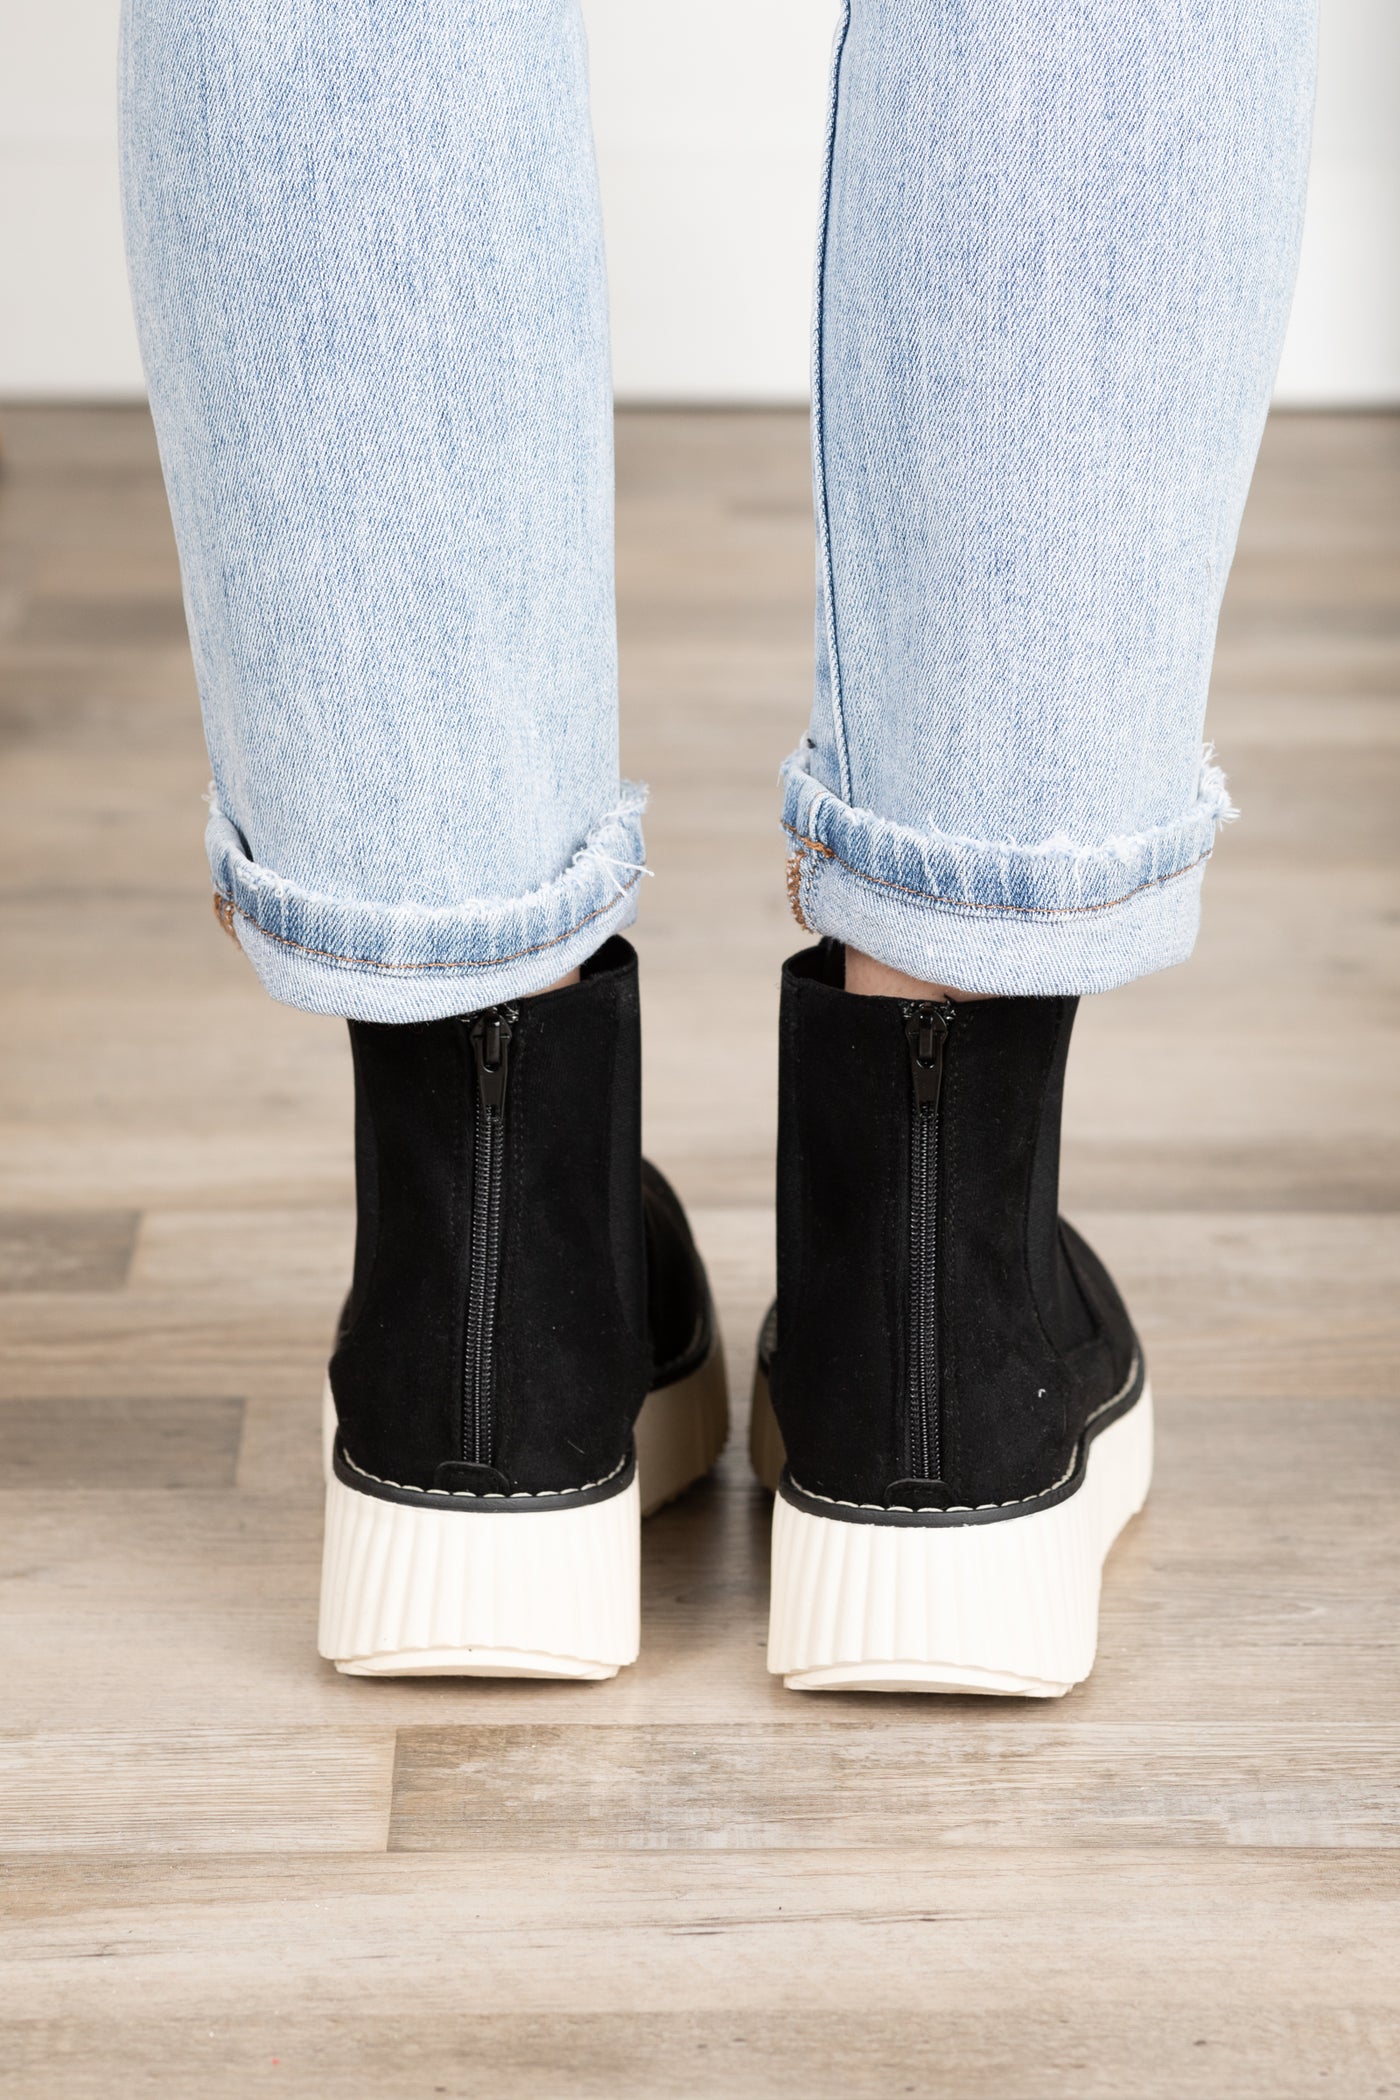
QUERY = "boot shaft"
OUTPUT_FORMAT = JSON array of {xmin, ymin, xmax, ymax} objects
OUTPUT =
[
  {"xmin": 331, "ymin": 937, "xmax": 648, "ymax": 1495},
  {"xmin": 773, "ymin": 941, "xmax": 1136, "ymax": 1512}
]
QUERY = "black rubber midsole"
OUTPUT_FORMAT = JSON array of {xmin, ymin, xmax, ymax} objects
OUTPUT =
[{"xmin": 333, "ymin": 1437, "xmax": 637, "ymax": 1514}]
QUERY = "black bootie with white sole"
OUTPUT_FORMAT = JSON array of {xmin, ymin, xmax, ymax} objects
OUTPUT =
[
  {"xmin": 318, "ymin": 936, "xmax": 728, "ymax": 1679},
  {"xmin": 751, "ymin": 940, "xmax": 1151, "ymax": 1697}
]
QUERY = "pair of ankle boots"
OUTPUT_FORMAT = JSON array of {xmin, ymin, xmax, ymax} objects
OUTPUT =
[{"xmin": 319, "ymin": 937, "xmax": 1151, "ymax": 1696}]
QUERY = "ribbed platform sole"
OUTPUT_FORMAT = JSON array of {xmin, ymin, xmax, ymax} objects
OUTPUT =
[
  {"xmin": 318, "ymin": 1343, "xmax": 728, "ymax": 1678},
  {"xmin": 636, "ymin": 1346, "xmax": 730, "ymax": 1517},
  {"xmin": 748, "ymin": 1358, "xmax": 787, "ymax": 1496},
  {"xmin": 764, "ymin": 1384, "xmax": 1153, "ymax": 1697},
  {"xmin": 318, "ymin": 1466, "xmax": 640, "ymax": 1679}
]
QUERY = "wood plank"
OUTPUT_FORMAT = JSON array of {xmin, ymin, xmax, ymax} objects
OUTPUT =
[
  {"xmin": 6, "ymin": 2005, "xmax": 1396, "ymax": 2100},
  {"xmin": 0, "ymin": 1851, "xmax": 1394, "ymax": 2100},
  {"xmin": 0, "ymin": 1730, "xmax": 395, "ymax": 1853},
  {"xmin": 7, "ymin": 1849, "xmax": 1397, "ymax": 2001},
  {"xmin": 389, "ymin": 1718, "xmax": 1400, "ymax": 1852},
  {"xmin": 0, "ymin": 1393, "xmax": 244, "ymax": 1490},
  {"xmin": 126, "ymin": 1207, "xmax": 353, "ymax": 1300},
  {"xmin": 15, "ymin": 593, "xmax": 191, "ymax": 649},
  {"xmin": 0, "ymin": 1210, "xmax": 138, "ymax": 1292}
]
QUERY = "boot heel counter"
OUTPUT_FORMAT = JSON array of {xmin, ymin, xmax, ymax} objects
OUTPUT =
[
  {"xmin": 771, "ymin": 946, "xmax": 907, "ymax": 1504},
  {"xmin": 329, "ymin": 1015, "xmax": 471, "ymax": 1489},
  {"xmin": 475, "ymin": 939, "xmax": 649, "ymax": 1494}
]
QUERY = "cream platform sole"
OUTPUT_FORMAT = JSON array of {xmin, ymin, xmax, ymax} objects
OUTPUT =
[
  {"xmin": 751, "ymin": 1366, "xmax": 1151, "ymax": 1697},
  {"xmin": 319, "ymin": 1344, "xmax": 728, "ymax": 1679}
]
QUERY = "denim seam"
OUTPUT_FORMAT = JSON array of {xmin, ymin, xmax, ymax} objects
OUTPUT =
[
  {"xmin": 810, "ymin": 0, "xmax": 854, "ymax": 803},
  {"xmin": 783, "ymin": 825, "xmax": 1211, "ymax": 922},
  {"xmin": 216, "ymin": 871, "xmax": 640, "ymax": 976}
]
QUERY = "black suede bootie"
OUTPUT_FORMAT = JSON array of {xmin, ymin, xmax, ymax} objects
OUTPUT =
[
  {"xmin": 752, "ymin": 940, "xmax": 1150, "ymax": 1696},
  {"xmin": 318, "ymin": 937, "xmax": 727, "ymax": 1679}
]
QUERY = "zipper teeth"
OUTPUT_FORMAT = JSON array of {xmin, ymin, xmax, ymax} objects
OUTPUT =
[
  {"xmin": 463, "ymin": 1088, "xmax": 492, "ymax": 1464},
  {"xmin": 477, "ymin": 1107, "xmax": 505, "ymax": 1462},
  {"xmin": 908, "ymin": 1105, "xmax": 930, "ymax": 1478},
  {"xmin": 904, "ymin": 1001, "xmax": 952, "ymax": 1486},
  {"xmin": 922, "ymin": 1103, "xmax": 939, "ymax": 1481},
  {"xmin": 462, "ymin": 1006, "xmax": 515, "ymax": 1469}
]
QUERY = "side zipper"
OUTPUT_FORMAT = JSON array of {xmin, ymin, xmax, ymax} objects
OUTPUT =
[
  {"xmin": 903, "ymin": 1001, "xmax": 954, "ymax": 1489},
  {"xmin": 463, "ymin": 1006, "xmax": 516, "ymax": 1466}
]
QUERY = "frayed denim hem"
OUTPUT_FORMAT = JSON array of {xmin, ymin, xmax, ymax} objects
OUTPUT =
[
  {"xmin": 206, "ymin": 783, "xmax": 649, "ymax": 1022},
  {"xmin": 781, "ymin": 748, "xmax": 1234, "ymax": 995}
]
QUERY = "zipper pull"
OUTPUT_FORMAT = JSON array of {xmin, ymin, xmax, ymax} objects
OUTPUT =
[
  {"xmin": 469, "ymin": 1008, "xmax": 514, "ymax": 1110},
  {"xmin": 904, "ymin": 1001, "xmax": 952, "ymax": 1108}
]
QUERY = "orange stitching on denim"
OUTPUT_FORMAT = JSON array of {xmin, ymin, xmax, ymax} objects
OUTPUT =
[
  {"xmin": 786, "ymin": 832, "xmax": 833, "ymax": 930},
  {"xmin": 213, "ymin": 869, "xmax": 640, "ymax": 974},
  {"xmin": 780, "ymin": 822, "xmax": 1211, "ymax": 921},
  {"xmin": 785, "ymin": 850, "xmax": 810, "ymax": 930}
]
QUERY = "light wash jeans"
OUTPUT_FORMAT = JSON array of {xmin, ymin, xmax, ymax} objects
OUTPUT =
[{"xmin": 119, "ymin": 0, "xmax": 1315, "ymax": 1018}]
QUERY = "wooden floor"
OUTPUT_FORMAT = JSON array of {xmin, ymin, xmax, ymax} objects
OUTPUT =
[{"xmin": 1, "ymin": 406, "xmax": 1397, "ymax": 2097}]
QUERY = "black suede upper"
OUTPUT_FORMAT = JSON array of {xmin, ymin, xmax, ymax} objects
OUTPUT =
[
  {"xmin": 330, "ymin": 937, "xmax": 704, "ymax": 1498},
  {"xmin": 641, "ymin": 1159, "xmax": 713, "ymax": 1387},
  {"xmin": 770, "ymin": 941, "xmax": 1140, "ymax": 1515}
]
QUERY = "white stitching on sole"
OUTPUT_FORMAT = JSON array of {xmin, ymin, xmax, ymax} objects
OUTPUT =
[
  {"xmin": 338, "ymin": 1440, "xmax": 630, "ymax": 1504},
  {"xmin": 783, "ymin": 1352, "xmax": 1143, "ymax": 1516}
]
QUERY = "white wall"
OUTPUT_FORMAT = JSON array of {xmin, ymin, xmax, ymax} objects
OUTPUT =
[
  {"xmin": 0, "ymin": 0, "xmax": 1395, "ymax": 403},
  {"xmin": 584, "ymin": 0, "xmax": 832, "ymax": 400},
  {"xmin": 1274, "ymin": 0, "xmax": 1400, "ymax": 401},
  {"xmin": 0, "ymin": 0, "xmax": 144, "ymax": 395}
]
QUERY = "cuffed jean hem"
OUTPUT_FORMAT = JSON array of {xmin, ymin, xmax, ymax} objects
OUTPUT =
[
  {"xmin": 206, "ymin": 783, "xmax": 648, "ymax": 1022},
  {"xmin": 780, "ymin": 749, "xmax": 1236, "ymax": 996}
]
